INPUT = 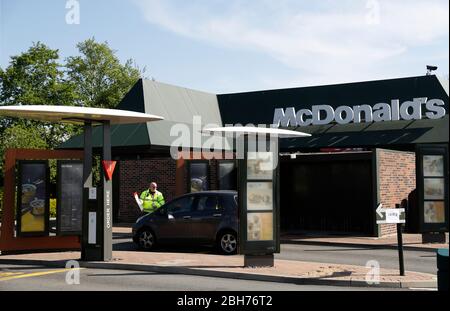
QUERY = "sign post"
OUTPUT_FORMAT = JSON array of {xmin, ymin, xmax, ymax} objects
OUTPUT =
[
  {"xmin": 238, "ymin": 134, "xmax": 279, "ymax": 267},
  {"xmin": 200, "ymin": 126, "xmax": 311, "ymax": 268},
  {"xmin": 81, "ymin": 120, "xmax": 114, "ymax": 261},
  {"xmin": 376, "ymin": 203, "xmax": 406, "ymax": 276},
  {"xmin": 397, "ymin": 222, "xmax": 405, "ymax": 276},
  {"xmin": 102, "ymin": 120, "xmax": 113, "ymax": 261}
]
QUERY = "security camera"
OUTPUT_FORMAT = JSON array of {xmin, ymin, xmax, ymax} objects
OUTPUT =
[{"xmin": 426, "ymin": 65, "xmax": 438, "ymax": 75}]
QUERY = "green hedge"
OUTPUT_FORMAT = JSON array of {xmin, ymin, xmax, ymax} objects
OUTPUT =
[
  {"xmin": 0, "ymin": 189, "xmax": 56, "ymax": 220},
  {"xmin": 50, "ymin": 198, "xmax": 57, "ymax": 218}
]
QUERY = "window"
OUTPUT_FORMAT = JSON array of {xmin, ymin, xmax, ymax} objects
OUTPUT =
[
  {"xmin": 166, "ymin": 196, "xmax": 194, "ymax": 215},
  {"xmin": 218, "ymin": 161, "xmax": 237, "ymax": 190},
  {"xmin": 196, "ymin": 196, "xmax": 221, "ymax": 212},
  {"xmin": 188, "ymin": 162, "xmax": 209, "ymax": 193}
]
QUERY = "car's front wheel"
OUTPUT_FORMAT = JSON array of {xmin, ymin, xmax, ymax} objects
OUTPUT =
[
  {"xmin": 137, "ymin": 229, "xmax": 156, "ymax": 251},
  {"xmin": 217, "ymin": 231, "xmax": 238, "ymax": 255}
]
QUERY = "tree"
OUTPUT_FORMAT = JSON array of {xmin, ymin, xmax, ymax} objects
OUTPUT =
[
  {"xmin": 0, "ymin": 39, "xmax": 144, "ymax": 181},
  {"xmin": 0, "ymin": 42, "xmax": 79, "ymax": 147},
  {"xmin": 0, "ymin": 42, "xmax": 76, "ymax": 107},
  {"xmin": 0, "ymin": 123, "xmax": 47, "ymax": 174},
  {"xmin": 66, "ymin": 38, "xmax": 142, "ymax": 109}
]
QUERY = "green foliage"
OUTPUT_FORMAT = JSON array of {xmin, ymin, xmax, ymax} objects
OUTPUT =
[
  {"xmin": 49, "ymin": 198, "xmax": 57, "ymax": 218},
  {"xmin": 0, "ymin": 123, "xmax": 48, "ymax": 176},
  {"xmin": 0, "ymin": 38, "xmax": 143, "ymax": 182},
  {"xmin": 66, "ymin": 38, "xmax": 142, "ymax": 109},
  {"xmin": 0, "ymin": 42, "xmax": 76, "ymax": 107},
  {"xmin": 0, "ymin": 42, "xmax": 81, "ymax": 151},
  {"xmin": 0, "ymin": 123, "xmax": 47, "ymax": 150}
]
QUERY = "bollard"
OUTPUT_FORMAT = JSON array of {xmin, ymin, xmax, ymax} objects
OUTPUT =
[{"xmin": 437, "ymin": 248, "xmax": 449, "ymax": 291}]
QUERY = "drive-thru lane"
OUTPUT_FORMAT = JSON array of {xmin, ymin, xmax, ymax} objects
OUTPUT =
[
  {"xmin": 0, "ymin": 264, "xmax": 410, "ymax": 291},
  {"xmin": 112, "ymin": 234, "xmax": 437, "ymax": 275}
]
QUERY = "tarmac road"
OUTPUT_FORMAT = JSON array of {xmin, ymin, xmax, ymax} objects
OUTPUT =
[
  {"xmin": 113, "ymin": 233, "xmax": 438, "ymax": 275},
  {"xmin": 0, "ymin": 264, "xmax": 410, "ymax": 291}
]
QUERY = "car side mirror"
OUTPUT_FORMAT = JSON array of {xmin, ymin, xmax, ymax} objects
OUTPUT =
[{"xmin": 168, "ymin": 213, "xmax": 175, "ymax": 220}]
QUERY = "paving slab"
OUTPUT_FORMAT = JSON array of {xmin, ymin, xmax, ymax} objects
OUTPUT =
[
  {"xmin": 110, "ymin": 227, "xmax": 448, "ymax": 251},
  {"xmin": 281, "ymin": 233, "xmax": 449, "ymax": 252},
  {"xmin": 0, "ymin": 250, "xmax": 437, "ymax": 289}
]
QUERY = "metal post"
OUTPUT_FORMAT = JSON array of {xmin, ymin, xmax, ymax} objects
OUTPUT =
[
  {"xmin": 81, "ymin": 121, "xmax": 93, "ymax": 261},
  {"xmin": 397, "ymin": 223, "xmax": 405, "ymax": 276},
  {"xmin": 102, "ymin": 120, "xmax": 113, "ymax": 261},
  {"xmin": 82, "ymin": 122, "xmax": 93, "ymax": 188}
]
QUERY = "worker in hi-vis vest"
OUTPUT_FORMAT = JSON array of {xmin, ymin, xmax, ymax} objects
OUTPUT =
[{"xmin": 139, "ymin": 182, "xmax": 165, "ymax": 214}]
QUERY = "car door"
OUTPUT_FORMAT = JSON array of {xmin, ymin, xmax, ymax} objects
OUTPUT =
[
  {"xmin": 156, "ymin": 195, "xmax": 195, "ymax": 242},
  {"xmin": 190, "ymin": 195, "xmax": 223, "ymax": 242}
]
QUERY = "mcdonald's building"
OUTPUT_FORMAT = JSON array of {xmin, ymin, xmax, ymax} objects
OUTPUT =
[{"xmin": 60, "ymin": 74, "xmax": 449, "ymax": 237}]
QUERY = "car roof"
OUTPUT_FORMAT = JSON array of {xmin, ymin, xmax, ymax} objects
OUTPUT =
[
  {"xmin": 175, "ymin": 191, "xmax": 237, "ymax": 199},
  {"xmin": 188, "ymin": 190, "xmax": 237, "ymax": 195}
]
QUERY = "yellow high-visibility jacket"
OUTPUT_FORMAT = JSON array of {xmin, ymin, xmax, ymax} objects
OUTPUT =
[{"xmin": 140, "ymin": 190, "xmax": 165, "ymax": 213}]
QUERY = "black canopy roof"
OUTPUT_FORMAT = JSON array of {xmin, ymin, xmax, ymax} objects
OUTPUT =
[
  {"xmin": 61, "ymin": 75, "xmax": 448, "ymax": 152},
  {"xmin": 217, "ymin": 75, "xmax": 448, "ymax": 151}
]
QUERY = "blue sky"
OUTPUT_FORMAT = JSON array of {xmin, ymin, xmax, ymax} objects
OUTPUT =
[{"xmin": 0, "ymin": 0, "xmax": 448, "ymax": 94}]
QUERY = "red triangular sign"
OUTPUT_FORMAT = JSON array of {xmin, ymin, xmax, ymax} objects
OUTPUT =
[{"xmin": 102, "ymin": 160, "xmax": 117, "ymax": 181}]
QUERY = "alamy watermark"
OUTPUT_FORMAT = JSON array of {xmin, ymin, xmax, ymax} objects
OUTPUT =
[
  {"xmin": 366, "ymin": 0, "xmax": 381, "ymax": 25},
  {"xmin": 65, "ymin": 260, "xmax": 81, "ymax": 285},
  {"xmin": 365, "ymin": 260, "xmax": 380, "ymax": 285},
  {"xmin": 66, "ymin": 0, "xmax": 80, "ymax": 25},
  {"xmin": 169, "ymin": 116, "xmax": 280, "ymax": 168}
]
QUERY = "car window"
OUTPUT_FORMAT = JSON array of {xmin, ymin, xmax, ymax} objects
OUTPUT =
[
  {"xmin": 196, "ymin": 196, "xmax": 221, "ymax": 213},
  {"xmin": 166, "ymin": 196, "xmax": 194, "ymax": 214}
]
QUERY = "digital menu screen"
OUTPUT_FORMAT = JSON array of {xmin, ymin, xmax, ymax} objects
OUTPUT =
[
  {"xmin": 18, "ymin": 161, "xmax": 48, "ymax": 236},
  {"xmin": 57, "ymin": 161, "xmax": 83, "ymax": 235}
]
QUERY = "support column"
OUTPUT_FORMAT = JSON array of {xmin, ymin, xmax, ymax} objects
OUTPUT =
[
  {"xmin": 83, "ymin": 122, "xmax": 93, "ymax": 189},
  {"xmin": 102, "ymin": 120, "xmax": 113, "ymax": 261},
  {"xmin": 81, "ymin": 121, "xmax": 102, "ymax": 261},
  {"xmin": 81, "ymin": 122, "xmax": 92, "ymax": 260}
]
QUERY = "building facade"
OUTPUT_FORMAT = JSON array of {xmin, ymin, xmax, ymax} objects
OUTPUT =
[{"xmin": 61, "ymin": 75, "xmax": 449, "ymax": 237}]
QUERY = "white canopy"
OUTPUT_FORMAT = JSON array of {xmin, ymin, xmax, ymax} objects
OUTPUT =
[
  {"xmin": 0, "ymin": 105, "xmax": 164, "ymax": 125},
  {"xmin": 203, "ymin": 126, "xmax": 311, "ymax": 138}
]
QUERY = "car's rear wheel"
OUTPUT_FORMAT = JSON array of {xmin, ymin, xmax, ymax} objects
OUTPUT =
[
  {"xmin": 217, "ymin": 231, "xmax": 238, "ymax": 255},
  {"xmin": 138, "ymin": 229, "xmax": 156, "ymax": 251}
]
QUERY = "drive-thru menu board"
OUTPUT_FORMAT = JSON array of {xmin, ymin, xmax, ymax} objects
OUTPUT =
[
  {"xmin": 17, "ymin": 161, "xmax": 49, "ymax": 236},
  {"xmin": 57, "ymin": 161, "xmax": 83, "ymax": 235},
  {"xmin": 239, "ymin": 138, "xmax": 280, "ymax": 255},
  {"xmin": 417, "ymin": 145, "xmax": 449, "ymax": 232}
]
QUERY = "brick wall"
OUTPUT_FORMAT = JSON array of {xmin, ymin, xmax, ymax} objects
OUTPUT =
[
  {"xmin": 117, "ymin": 158, "xmax": 220, "ymax": 223},
  {"xmin": 377, "ymin": 149, "xmax": 416, "ymax": 236},
  {"xmin": 118, "ymin": 158, "xmax": 177, "ymax": 223}
]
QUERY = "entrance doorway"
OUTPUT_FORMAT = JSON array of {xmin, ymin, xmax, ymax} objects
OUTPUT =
[{"xmin": 280, "ymin": 152, "xmax": 375, "ymax": 235}]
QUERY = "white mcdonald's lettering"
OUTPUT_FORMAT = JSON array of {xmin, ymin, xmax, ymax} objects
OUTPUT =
[{"xmin": 273, "ymin": 98, "xmax": 447, "ymax": 127}]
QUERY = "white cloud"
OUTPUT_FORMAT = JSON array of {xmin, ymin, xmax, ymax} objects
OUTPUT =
[{"xmin": 134, "ymin": 0, "xmax": 449, "ymax": 88}]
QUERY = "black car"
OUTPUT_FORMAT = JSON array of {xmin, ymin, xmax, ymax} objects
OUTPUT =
[{"xmin": 132, "ymin": 191, "xmax": 238, "ymax": 254}]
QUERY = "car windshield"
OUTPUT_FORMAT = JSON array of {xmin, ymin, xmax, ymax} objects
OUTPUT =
[{"xmin": 166, "ymin": 196, "xmax": 195, "ymax": 214}]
